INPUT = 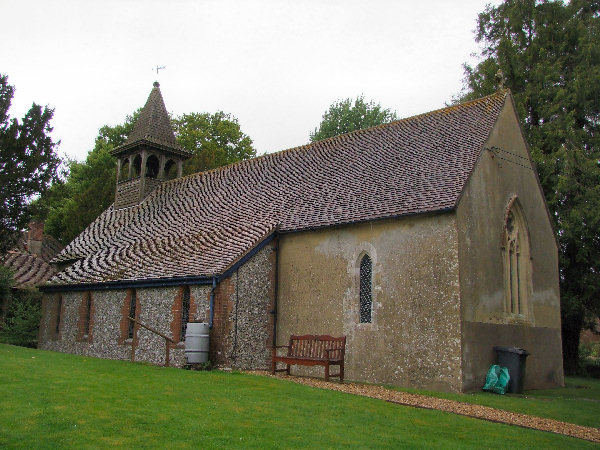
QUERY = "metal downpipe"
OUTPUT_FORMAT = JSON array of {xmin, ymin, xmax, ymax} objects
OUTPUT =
[{"xmin": 209, "ymin": 276, "xmax": 217, "ymax": 329}]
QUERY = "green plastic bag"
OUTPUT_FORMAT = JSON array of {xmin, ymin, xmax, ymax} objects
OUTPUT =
[{"xmin": 483, "ymin": 364, "xmax": 510, "ymax": 394}]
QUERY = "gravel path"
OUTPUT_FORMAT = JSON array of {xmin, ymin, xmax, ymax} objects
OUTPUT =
[{"xmin": 247, "ymin": 371, "xmax": 600, "ymax": 443}]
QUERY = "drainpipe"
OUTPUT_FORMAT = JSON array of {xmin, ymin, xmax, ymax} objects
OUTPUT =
[
  {"xmin": 209, "ymin": 276, "xmax": 217, "ymax": 329},
  {"xmin": 270, "ymin": 237, "xmax": 279, "ymax": 348}
]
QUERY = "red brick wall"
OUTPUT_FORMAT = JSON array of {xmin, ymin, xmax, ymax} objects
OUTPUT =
[{"xmin": 210, "ymin": 277, "xmax": 235, "ymax": 366}]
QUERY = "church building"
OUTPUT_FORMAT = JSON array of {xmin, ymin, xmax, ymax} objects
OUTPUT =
[{"xmin": 38, "ymin": 83, "xmax": 564, "ymax": 392}]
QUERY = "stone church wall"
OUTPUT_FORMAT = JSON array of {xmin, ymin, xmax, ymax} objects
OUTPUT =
[
  {"xmin": 39, "ymin": 285, "xmax": 211, "ymax": 366},
  {"xmin": 276, "ymin": 215, "xmax": 463, "ymax": 393},
  {"xmin": 38, "ymin": 243, "xmax": 275, "ymax": 370},
  {"xmin": 210, "ymin": 242, "xmax": 276, "ymax": 370},
  {"xmin": 456, "ymin": 99, "xmax": 563, "ymax": 391}
]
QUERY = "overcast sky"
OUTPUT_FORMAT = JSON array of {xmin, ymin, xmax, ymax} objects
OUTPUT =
[{"xmin": 2, "ymin": 0, "xmax": 499, "ymax": 162}]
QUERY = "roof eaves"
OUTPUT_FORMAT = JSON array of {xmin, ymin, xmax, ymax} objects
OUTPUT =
[
  {"xmin": 110, "ymin": 138, "xmax": 190, "ymax": 157},
  {"xmin": 40, "ymin": 274, "xmax": 216, "ymax": 292},
  {"xmin": 279, "ymin": 207, "xmax": 457, "ymax": 235}
]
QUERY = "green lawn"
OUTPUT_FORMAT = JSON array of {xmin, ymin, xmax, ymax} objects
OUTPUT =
[
  {"xmin": 0, "ymin": 344, "xmax": 596, "ymax": 449},
  {"xmin": 389, "ymin": 377, "xmax": 600, "ymax": 429}
]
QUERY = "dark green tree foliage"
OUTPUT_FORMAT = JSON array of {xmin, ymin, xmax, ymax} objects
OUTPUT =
[
  {"xmin": 33, "ymin": 111, "xmax": 139, "ymax": 244},
  {"xmin": 310, "ymin": 96, "xmax": 397, "ymax": 142},
  {"xmin": 172, "ymin": 111, "xmax": 256, "ymax": 176},
  {"xmin": 0, "ymin": 74, "xmax": 60, "ymax": 255},
  {"xmin": 0, "ymin": 266, "xmax": 13, "ymax": 319},
  {"xmin": 458, "ymin": 0, "xmax": 600, "ymax": 373},
  {"xmin": 35, "ymin": 110, "xmax": 256, "ymax": 243},
  {"xmin": 0, "ymin": 266, "xmax": 40, "ymax": 348}
]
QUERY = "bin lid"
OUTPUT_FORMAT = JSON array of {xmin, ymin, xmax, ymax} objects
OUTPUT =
[{"xmin": 494, "ymin": 346, "xmax": 529, "ymax": 355}]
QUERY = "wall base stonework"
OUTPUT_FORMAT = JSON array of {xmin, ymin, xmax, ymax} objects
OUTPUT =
[{"xmin": 462, "ymin": 321, "xmax": 564, "ymax": 392}]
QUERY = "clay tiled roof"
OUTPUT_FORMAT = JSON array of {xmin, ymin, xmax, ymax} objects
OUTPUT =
[
  {"xmin": 110, "ymin": 82, "xmax": 190, "ymax": 157},
  {"xmin": 3, "ymin": 253, "xmax": 57, "ymax": 289},
  {"xmin": 3, "ymin": 229, "xmax": 63, "ymax": 289},
  {"xmin": 49, "ymin": 91, "xmax": 509, "ymax": 286}
]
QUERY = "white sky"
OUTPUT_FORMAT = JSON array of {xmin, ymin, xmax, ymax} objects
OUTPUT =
[{"xmin": 1, "ymin": 0, "xmax": 498, "ymax": 162}]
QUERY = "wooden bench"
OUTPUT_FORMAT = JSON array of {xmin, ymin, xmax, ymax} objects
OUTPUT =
[{"xmin": 271, "ymin": 334, "xmax": 346, "ymax": 382}]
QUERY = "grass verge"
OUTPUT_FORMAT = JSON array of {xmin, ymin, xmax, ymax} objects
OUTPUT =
[
  {"xmin": 387, "ymin": 376, "xmax": 600, "ymax": 429},
  {"xmin": 0, "ymin": 344, "xmax": 596, "ymax": 449}
]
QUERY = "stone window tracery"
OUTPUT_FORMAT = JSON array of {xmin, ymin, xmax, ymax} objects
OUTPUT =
[
  {"xmin": 360, "ymin": 254, "xmax": 373, "ymax": 323},
  {"xmin": 502, "ymin": 198, "xmax": 531, "ymax": 317}
]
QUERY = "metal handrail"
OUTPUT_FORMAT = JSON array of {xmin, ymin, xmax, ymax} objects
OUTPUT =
[{"xmin": 128, "ymin": 316, "xmax": 177, "ymax": 367}]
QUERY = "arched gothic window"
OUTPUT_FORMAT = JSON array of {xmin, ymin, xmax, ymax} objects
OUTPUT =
[
  {"xmin": 359, "ymin": 254, "xmax": 373, "ymax": 323},
  {"xmin": 503, "ymin": 199, "xmax": 531, "ymax": 316},
  {"xmin": 181, "ymin": 287, "xmax": 190, "ymax": 341}
]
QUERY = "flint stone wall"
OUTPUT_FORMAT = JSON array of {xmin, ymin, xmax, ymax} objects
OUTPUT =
[
  {"xmin": 39, "ymin": 285, "xmax": 211, "ymax": 366},
  {"xmin": 225, "ymin": 243, "xmax": 275, "ymax": 370}
]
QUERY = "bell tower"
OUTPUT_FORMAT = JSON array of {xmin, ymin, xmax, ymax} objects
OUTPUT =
[{"xmin": 110, "ymin": 82, "xmax": 191, "ymax": 209}]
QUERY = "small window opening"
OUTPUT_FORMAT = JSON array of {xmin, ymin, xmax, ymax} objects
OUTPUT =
[
  {"xmin": 83, "ymin": 292, "xmax": 92, "ymax": 336},
  {"xmin": 132, "ymin": 155, "xmax": 142, "ymax": 178},
  {"xmin": 128, "ymin": 289, "xmax": 137, "ymax": 339},
  {"xmin": 181, "ymin": 286, "xmax": 190, "ymax": 341},
  {"xmin": 164, "ymin": 159, "xmax": 177, "ymax": 180},
  {"xmin": 359, "ymin": 254, "xmax": 373, "ymax": 323},
  {"xmin": 146, "ymin": 154, "xmax": 160, "ymax": 178},
  {"xmin": 120, "ymin": 159, "xmax": 130, "ymax": 181},
  {"xmin": 55, "ymin": 294, "xmax": 63, "ymax": 335}
]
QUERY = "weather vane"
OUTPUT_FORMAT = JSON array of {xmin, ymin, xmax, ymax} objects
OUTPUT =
[{"xmin": 154, "ymin": 65, "xmax": 166, "ymax": 74}]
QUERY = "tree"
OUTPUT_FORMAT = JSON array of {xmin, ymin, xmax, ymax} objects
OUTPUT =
[
  {"xmin": 172, "ymin": 111, "xmax": 256, "ymax": 176},
  {"xmin": 33, "ymin": 111, "xmax": 139, "ymax": 244},
  {"xmin": 310, "ymin": 96, "xmax": 397, "ymax": 142},
  {"xmin": 0, "ymin": 74, "xmax": 61, "ymax": 255},
  {"xmin": 35, "ymin": 110, "xmax": 256, "ymax": 244},
  {"xmin": 457, "ymin": 0, "xmax": 600, "ymax": 374},
  {"xmin": 0, "ymin": 266, "xmax": 41, "ymax": 348}
]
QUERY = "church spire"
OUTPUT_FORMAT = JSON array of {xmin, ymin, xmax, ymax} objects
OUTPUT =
[
  {"xmin": 110, "ymin": 82, "xmax": 191, "ymax": 209},
  {"xmin": 125, "ymin": 82, "xmax": 181, "ymax": 149}
]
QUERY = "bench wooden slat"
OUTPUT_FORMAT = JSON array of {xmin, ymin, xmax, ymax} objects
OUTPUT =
[{"xmin": 272, "ymin": 334, "xmax": 346, "ymax": 382}]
